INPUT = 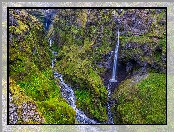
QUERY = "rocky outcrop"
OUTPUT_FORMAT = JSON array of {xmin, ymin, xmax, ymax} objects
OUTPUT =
[
  {"xmin": 9, "ymin": 79, "xmax": 45, "ymax": 124},
  {"xmin": 97, "ymin": 9, "xmax": 166, "ymax": 74}
]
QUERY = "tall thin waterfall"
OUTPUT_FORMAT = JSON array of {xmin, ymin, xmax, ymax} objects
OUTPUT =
[
  {"xmin": 49, "ymin": 39, "xmax": 52, "ymax": 47},
  {"xmin": 46, "ymin": 22, "xmax": 47, "ymax": 28},
  {"xmin": 110, "ymin": 29, "xmax": 120, "ymax": 82}
]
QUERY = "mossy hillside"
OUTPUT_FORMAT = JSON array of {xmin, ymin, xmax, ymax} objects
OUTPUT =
[
  {"xmin": 48, "ymin": 9, "xmax": 166, "ymax": 124},
  {"xmin": 51, "ymin": 10, "xmax": 121, "ymax": 122},
  {"xmin": 17, "ymin": 68, "xmax": 76, "ymax": 124},
  {"xmin": 54, "ymin": 35, "xmax": 108, "ymax": 122},
  {"xmin": 111, "ymin": 72, "xmax": 166, "ymax": 124},
  {"xmin": 9, "ymin": 9, "xmax": 76, "ymax": 124},
  {"xmin": 37, "ymin": 97, "xmax": 76, "ymax": 124},
  {"xmin": 9, "ymin": 78, "xmax": 45, "ymax": 124}
]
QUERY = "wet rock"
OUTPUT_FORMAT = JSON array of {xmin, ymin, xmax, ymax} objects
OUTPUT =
[
  {"xmin": 97, "ymin": 51, "xmax": 114, "ymax": 70},
  {"xmin": 9, "ymin": 91, "xmax": 45, "ymax": 124},
  {"xmin": 108, "ymin": 99, "xmax": 118, "ymax": 107},
  {"xmin": 54, "ymin": 72, "xmax": 62, "ymax": 78}
]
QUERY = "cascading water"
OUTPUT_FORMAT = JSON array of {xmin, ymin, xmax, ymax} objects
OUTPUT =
[
  {"xmin": 106, "ymin": 28, "xmax": 121, "ymax": 124},
  {"xmin": 49, "ymin": 39, "xmax": 52, "ymax": 47},
  {"xmin": 49, "ymin": 20, "xmax": 120, "ymax": 126},
  {"xmin": 46, "ymin": 22, "xmax": 47, "ymax": 28},
  {"xmin": 110, "ymin": 29, "xmax": 120, "ymax": 82},
  {"xmin": 106, "ymin": 82, "xmax": 114, "ymax": 124},
  {"xmin": 50, "ymin": 40, "xmax": 98, "ymax": 124},
  {"xmin": 54, "ymin": 72, "xmax": 98, "ymax": 124}
]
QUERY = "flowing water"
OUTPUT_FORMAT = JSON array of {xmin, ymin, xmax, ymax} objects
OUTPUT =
[
  {"xmin": 49, "ymin": 28, "xmax": 120, "ymax": 124},
  {"xmin": 106, "ymin": 29, "xmax": 120, "ymax": 124},
  {"xmin": 106, "ymin": 82, "xmax": 114, "ymax": 124},
  {"xmin": 54, "ymin": 72, "xmax": 98, "ymax": 124},
  {"xmin": 110, "ymin": 29, "xmax": 120, "ymax": 82},
  {"xmin": 51, "ymin": 47, "xmax": 98, "ymax": 124},
  {"xmin": 49, "ymin": 39, "xmax": 52, "ymax": 47}
]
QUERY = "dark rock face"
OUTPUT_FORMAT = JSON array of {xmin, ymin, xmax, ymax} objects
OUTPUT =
[
  {"xmin": 119, "ymin": 42, "xmax": 166, "ymax": 73},
  {"xmin": 97, "ymin": 9, "xmax": 166, "ymax": 80},
  {"xmin": 9, "ymin": 13, "xmax": 18, "ymax": 26},
  {"xmin": 43, "ymin": 9, "xmax": 58, "ymax": 30},
  {"xmin": 98, "ymin": 51, "xmax": 114, "ymax": 70},
  {"xmin": 114, "ymin": 9, "xmax": 154, "ymax": 36},
  {"xmin": 117, "ymin": 9, "xmax": 166, "ymax": 73}
]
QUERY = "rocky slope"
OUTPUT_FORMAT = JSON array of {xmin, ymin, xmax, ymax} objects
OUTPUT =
[
  {"xmin": 9, "ymin": 9, "xmax": 76, "ymax": 124},
  {"xmin": 50, "ymin": 9, "xmax": 166, "ymax": 124},
  {"xmin": 9, "ymin": 8, "xmax": 166, "ymax": 124}
]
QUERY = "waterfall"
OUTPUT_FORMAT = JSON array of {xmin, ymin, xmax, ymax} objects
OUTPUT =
[
  {"xmin": 49, "ymin": 39, "xmax": 52, "ymax": 47},
  {"xmin": 110, "ymin": 29, "xmax": 120, "ymax": 82},
  {"xmin": 49, "ymin": 30, "xmax": 120, "ymax": 125},
  {"xmin": 106, "ymin": 29, "xmax": 121, "ymax": 124}
]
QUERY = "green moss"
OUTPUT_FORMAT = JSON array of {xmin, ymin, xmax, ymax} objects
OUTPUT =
[
  {"xmin": 111, "ymin": 72, "xmax": 166, "ymax": 124},
  {"xmin": 9, "ymin": 78, "xmax": 45, "ymax": 124},
  {"xmin": 17, "ymin": 69, "xmax": 61, "ymax": 101},
  {"xmin": 75, "ymin": 89, "xmax": 107, "ymax": 122},
  {"xmin": 9, "ymin": 9, "xmax": 76, "ymax": 124},
  {"xmin": 37, "ymin": 97, "xmax": 76, "ymax": 124},
  {"xmin": 54, "ymin": 33, "xmax": 108, "ymax": 122}
]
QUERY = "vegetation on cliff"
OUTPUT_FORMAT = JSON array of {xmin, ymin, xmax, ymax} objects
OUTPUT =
[
  {"xmin": 111, "ymin": 73, "xmax": 166, "ymax": 124},
  {"xmin": 9, "ymin": 9, "xmax": 76, "ymax": 124},
  {"xmin": 9, "ymin": 8, "xmax": 166, "ymax": 124}
]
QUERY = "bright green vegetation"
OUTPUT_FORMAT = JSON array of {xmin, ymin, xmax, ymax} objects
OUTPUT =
[
  {"xmin": 9, "ymin": 78, "xmax": 45, "ymax": 124},
  {"xmin": 37, "ymin": 97, "xmax": 75, "ymax": 124},
  {"xmin": 75, "ymin": 89, "xmax": 107, "ymax": 121},
  {"xmin": 9, "ymin": 9, "xmax": 76, "ymax": 124},
  {"xmin": 54, "ymin": 34, "xmax": 108, "ymax": 122},
  {"xmin": 9, "ymin": 9, "xmax": 166, "ymax": 125},
  {"xmin": 111, "ymin": 72, "xmax": 166, "ymax": 124},
  {"xmin": 52, "ymin": 9, "xmax": 166, "ymax": 123},
  {"xmin": 52, "ymin": 10, "xmax": 119, "ymax": 122}
]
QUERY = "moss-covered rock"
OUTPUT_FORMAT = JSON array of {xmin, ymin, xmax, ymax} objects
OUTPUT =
[
  {"xmin": 111, "ymin": 72, "xmax": 166, "ymax": 124},
  {"xmin": 9, "ymin": 78, "xmax": 45, "ymax": 124},
  {"xmin": 119, "ymin": 9, "xmax": 166, "ymax": 73},
  {"xmin": 54, "ymin": 36, "xmax": 108, "ymax": 122},
  {"xmin": 50, "ymin": 9, "xmax": 166, "ymax": 124},
  {"xmin": 9, "ymin": 9, "xmax": 76, "ymax": 124},
  {"xmin": 37, "ymin": 97, "xmax": 76, "ymax": 124}
]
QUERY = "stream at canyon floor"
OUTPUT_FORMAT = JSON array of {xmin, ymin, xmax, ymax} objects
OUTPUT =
[
  {"xmin": 50, "ymin": 26, "xmax": 121, "ymax": 124},
  {"xmin": 49, "ymin": 28, "xmax": 121, "ymax": 124}
]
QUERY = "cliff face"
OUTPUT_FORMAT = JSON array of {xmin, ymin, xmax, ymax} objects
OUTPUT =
[
  {"xmin": 118, "ymin": 9, "xmax": 166, "ymax": 73},
  {"xmin": 110, "ymin": 9, "xmax": 166, "ymax": 124},
  {"xmin": 9, "ymin": 8, "xmax": 166, "ymax": 124},
  {"xmin": 9, "ymin": 9, "xmax": 76, "ymax": 124},
  {"xmin": 50, "ymin": 9, "xmax": 166, "ymax": 124}
]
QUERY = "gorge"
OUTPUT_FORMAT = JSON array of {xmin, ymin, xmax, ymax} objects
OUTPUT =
[{"xmin": 9, "ymin": 8, "xmax": 166, "ymax": 125}]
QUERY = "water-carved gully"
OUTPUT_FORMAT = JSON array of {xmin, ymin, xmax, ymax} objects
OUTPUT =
[{"xmin": 9, "ymin": 9, "xmax": 166, "ymax": 125}]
